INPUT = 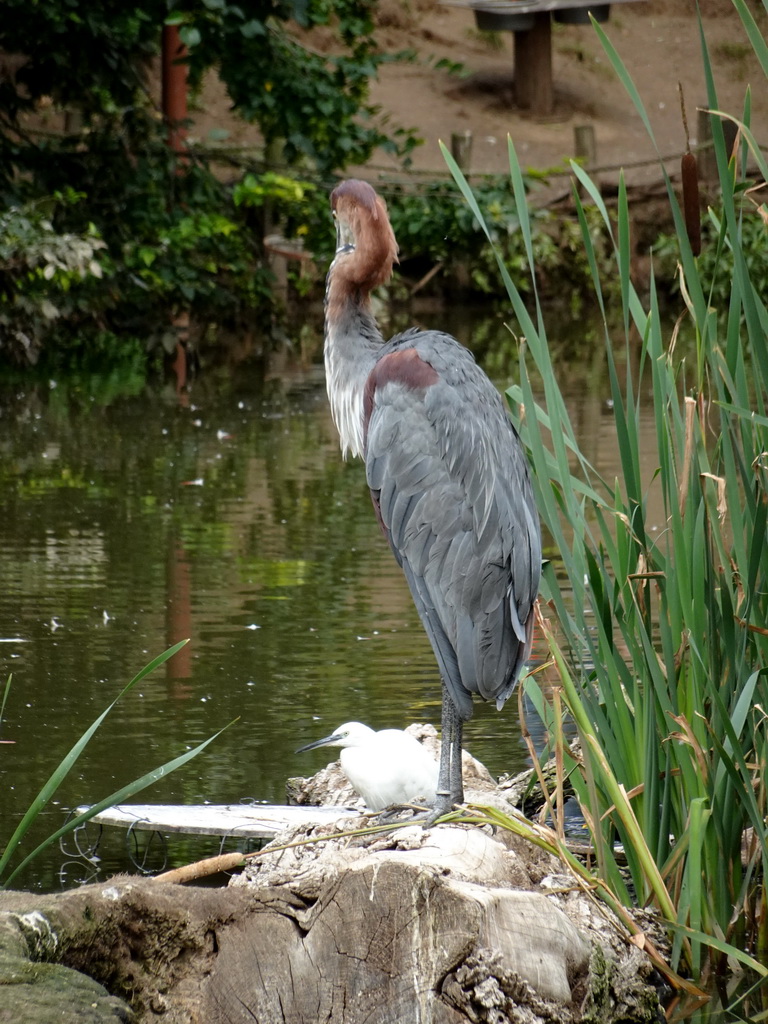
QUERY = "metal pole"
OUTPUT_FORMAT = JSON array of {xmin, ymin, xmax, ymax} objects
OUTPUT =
[{"xmin": 162, "ymin": 25, "xmax": 189, "ymax": 154}]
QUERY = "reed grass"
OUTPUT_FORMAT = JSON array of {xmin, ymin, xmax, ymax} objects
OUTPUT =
[
  {"xmin": 0, "ymin": 641, "xmax": 233, "ymax": 889},
  {"xmin": 444, "ymin": 0, "xmax": 768, "ymax": 978}
]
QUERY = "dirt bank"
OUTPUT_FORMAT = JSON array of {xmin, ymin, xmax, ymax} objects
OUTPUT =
[{"xmin": 192, "ymin": 0, "xmax": 767, "ymax": 190}]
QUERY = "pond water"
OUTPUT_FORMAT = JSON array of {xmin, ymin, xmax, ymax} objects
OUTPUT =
[{"xmin": 0, "ymin": 305, "xmax": 652, "ymax": 892}]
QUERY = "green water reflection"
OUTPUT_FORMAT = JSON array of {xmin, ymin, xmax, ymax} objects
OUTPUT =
[
  {"xmin": 0, "ymin": 298, "xmax": 678, "ymax": 891},
  {"xmin": 2, "ymin": 323, "xmax": 554, "ymax": 889}
]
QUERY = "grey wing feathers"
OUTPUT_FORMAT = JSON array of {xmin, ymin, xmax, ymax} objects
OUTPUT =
[{"xmin": 365, "ymin": 331, "xmax": 541, "ymax": 720}]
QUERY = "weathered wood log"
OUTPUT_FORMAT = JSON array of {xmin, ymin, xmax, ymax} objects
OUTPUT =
[
  {"xmin": 0, "ymin": 733, "xmax": 665, "ymax": 1023},
  {"xmin": 0, "ymin": 878, "xmax": 254, "ymax": 1023},
  {"xmin": 0, "ymin": 818, "xmax": 664, "ymax": 1023},
  {"xmin": 215, "ymin": 825, "xmax": 583, "ymax": 1020},
  {"xmin": 209, "ymin": 819, "xmax": 663, "ymax": 1023}
]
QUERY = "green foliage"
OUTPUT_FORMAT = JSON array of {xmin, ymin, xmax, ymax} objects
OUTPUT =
[
  {"xmin": 383, "ymin": 179, "xmax": 612, "ymax": 299},
  {"xmin": 167, "ymin": 0, "xmax": 418, "ymax": 170},
  {"xmin": 0, "ymin": 0, "xmax": 417, "ymax": 357},
  {"xmin": 0, "ymin": 195, "xmax": 108, "ymax": 360},
  {"xmin": 112, "ymin": 164, "xmax": 272, "ymax": 317},
  {"xmin": 0, "ymin": 147, "xmax": 277, "ymax": 360},
  {"xmin": 0, "ymin": 1, "xmax": 158, "ymax": 129},
  {"xmin": 0, "ymin": 643, "xmax": 233, "ymax": 889},
  {"xmin": 233, "ymin": 171, "xmax": 327, "ymax": 245},
  {"xmin": 654, "ymin": 198, "xmax": 768, "ymax": 310},
  {"xmin": 0, "ymin": 0, "xmax": 413, "ymax": 182},
  {"xmin": 443, "ymin": 1, "xmax": 768, "ymax": 979},
  {"xmin": 233, "ymin": 172, "xmax": 318, "ymax": 209}
]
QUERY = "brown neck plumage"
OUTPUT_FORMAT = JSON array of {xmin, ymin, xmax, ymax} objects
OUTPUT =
[
  {"xmin": 326, "ymin": 183, "xmax": 398, "ymax": 322},
  {"xmin": 324, "ymin": 180, "xmax": 399, "ymax": 459}
]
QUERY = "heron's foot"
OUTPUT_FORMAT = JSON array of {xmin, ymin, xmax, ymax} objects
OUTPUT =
[
  {"xmin": 420, "ymin": 790, "xmax": 461, "ymax": 828},
  {"xmin": 374, "ymin": 801, "xmax": 431, "ymax": 823}
]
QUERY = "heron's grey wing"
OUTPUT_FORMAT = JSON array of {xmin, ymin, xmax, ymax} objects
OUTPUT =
[{"xmin": 363, "ymin": 336, "xmax": 541, "ymax": 720}]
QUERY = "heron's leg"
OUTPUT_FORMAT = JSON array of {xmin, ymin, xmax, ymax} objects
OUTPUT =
[
  {"xmin": 428, "ymin": 683, "xmax": 463, "ymax": 822},
  {"xmin": 449, "ymin": 708, "xmax": 464, "ymax": 806}
]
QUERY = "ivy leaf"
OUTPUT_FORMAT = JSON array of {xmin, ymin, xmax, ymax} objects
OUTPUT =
[
  {"xmin": 179, "ymin": 25, "xmax": 201, "ymax": 48},
  {"xmin": 240, "ymin": 20, "xmax": 264, "ymax": 39}
]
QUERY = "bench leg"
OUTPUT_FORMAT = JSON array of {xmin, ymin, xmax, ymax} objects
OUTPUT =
[{"xmin": 514, "ymin": 13, "xmax": 553, "ymax": 116}]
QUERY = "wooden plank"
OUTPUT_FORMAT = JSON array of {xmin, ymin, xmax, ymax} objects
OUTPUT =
[{"xmin": 76, "ymin": 803, "xmax": 359, "ymax": 840}]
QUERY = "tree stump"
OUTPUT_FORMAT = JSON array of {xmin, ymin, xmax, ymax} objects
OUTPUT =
[{"xmin": 0, "ymin": 741, "xmax": 665, "ymax": 1023}]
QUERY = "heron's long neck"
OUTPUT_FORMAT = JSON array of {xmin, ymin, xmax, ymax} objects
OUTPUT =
[{"xmin": 324, "ymin": 266, "xmax": 383, "ymax": 460}]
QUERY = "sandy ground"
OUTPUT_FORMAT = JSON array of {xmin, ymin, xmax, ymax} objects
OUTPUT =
[
  {"xmin": 191, "ymin": 0, "xmax": 767, "ymax": 192},
  {"xmin": 363, "ymin": 0, "xmax": 768, "ymax": 185}
]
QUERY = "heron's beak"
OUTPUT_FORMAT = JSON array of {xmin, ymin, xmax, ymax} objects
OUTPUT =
[
  {"xmin": 296, "ymin": 730, "xmax": 340, "ymax": 754},
  {"xmin": 335, "ymin": 215, "xmax": 355, "ymax": 254}
]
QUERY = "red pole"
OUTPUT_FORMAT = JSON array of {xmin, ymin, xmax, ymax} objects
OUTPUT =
[{"xmin": 161, "ymin": 24, "xmax": 188, "ymax": 153}]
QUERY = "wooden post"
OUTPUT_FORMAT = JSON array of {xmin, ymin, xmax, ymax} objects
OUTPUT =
[
  {"xmin": 450, "ymin": 131, "xmax": 473, "ymax": 173},
  {"xmin": 162, "ymin": 24, "xmax": 188, "ymax": 154},
  {"xmin": 697, "ymin": 107, "xmax": 738, "ymax": 184},
  {"xmin": 161, "ymin": 24, "xmax": 190, "ymax": 366},
  {"xmin": 574, "ymin": 124, "xmax": 596, "ymax": 168},
  {"xmin": 696, "ymin": 109, "xmax": 716, "ymax": 183},
  {"xmin": 514, "ymin": 13, "xmax": 553, "ymax": 116},
  {"xmin": 574, "ymin": 124, "xmax": 598, "ymax": 193}
]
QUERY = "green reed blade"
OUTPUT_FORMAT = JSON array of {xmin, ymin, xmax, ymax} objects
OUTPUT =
[
  {"xmin": 2, "ymin": 717, "xmax": 234, "ymax": 888},
  {"xmin": 0, "ymin": 640, "xmax": 189, "ymax": 879}
]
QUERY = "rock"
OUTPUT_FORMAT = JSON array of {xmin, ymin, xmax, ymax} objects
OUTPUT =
[{"xmin": 0, "ymin": 905, "xmax": 134, "ymax": 1023}]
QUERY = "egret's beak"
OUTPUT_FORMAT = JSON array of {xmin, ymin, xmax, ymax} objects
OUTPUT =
[{"xmin": 296, "ymin": 731, "xmax": 340, "ymax": 754}]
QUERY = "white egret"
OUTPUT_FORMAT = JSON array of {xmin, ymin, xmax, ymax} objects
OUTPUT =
[{"xmin": 296, "ymin": 721, "xmax": 439, "ymax": 812}]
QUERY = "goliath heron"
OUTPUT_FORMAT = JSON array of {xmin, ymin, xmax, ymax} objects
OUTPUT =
[
  {"xmin": 296, "ymin": 721, "xmax": 439, "ymax": 811},
  {"xmin": 323, "ymin": 179, "xmax": 541, "ymax": 819}
]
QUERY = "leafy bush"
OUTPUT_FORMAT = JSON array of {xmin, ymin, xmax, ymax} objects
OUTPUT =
[
  {"xmin": 0, "ymin": 0, "xmax": 414, "ymax": 185},
  {"xmin": 0, "ymin": 0, "xmax": 417, "ymax": 359},
  {"xmin": 654, "ymin": 198, "xmax": 768, "ymax": 310},
  {"xmin": 0, "ymin": 195, "xmax": 108, "ymax": 361},
  {"xmin": 233, "ymin": 171, "xmax": 328, "ymax": 251},
  {"xmin": 0, "ymin": 146, "xmax": 276, "ymax": 361}
]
